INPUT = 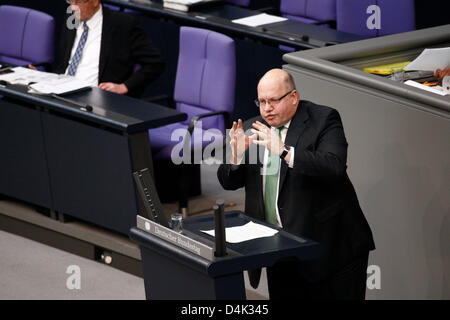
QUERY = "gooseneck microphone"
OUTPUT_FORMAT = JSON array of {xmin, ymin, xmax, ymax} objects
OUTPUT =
[{"xmin": 213, "ymin": 199, "xmax": 227, "ymax": 257}]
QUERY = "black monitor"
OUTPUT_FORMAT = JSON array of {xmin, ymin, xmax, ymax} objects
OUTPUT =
[{"xmin": 133, "ymin": 168, "xmax": 169, "ymax": 228}]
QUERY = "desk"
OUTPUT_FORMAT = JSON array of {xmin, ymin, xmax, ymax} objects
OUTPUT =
[
  {"xmin": 105, "ymin": 0, "xmax": 365, "ymax": 49},
  {"xmin": 0, "ymin": 84, "xmax": 186, "ymax": 234},
  {"xmin": 283, "ymin": 25, "xmax": 450, "ymax": 299},
  {"xmin": 102, "ymin": 0, "xmax": 366, "ymax": 121}
]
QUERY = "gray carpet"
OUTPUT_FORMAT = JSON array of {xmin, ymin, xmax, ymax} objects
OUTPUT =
[
  {"xmin": 0, "ymin": 229, "xmax": 269, "ymax": 300},
  {"xmin": 0, "ymin": 230, "xmax": 146, "ymax": 300}
]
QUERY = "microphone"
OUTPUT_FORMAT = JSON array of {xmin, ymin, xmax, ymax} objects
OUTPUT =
[{"xmin": 213, "ymin": 199, "xmax": 227, "ymax": 257}]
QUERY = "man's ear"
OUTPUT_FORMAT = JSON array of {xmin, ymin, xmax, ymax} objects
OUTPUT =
[{"xmin": 292, "ymin": 90, "xmax": 299, "ymax": 105}]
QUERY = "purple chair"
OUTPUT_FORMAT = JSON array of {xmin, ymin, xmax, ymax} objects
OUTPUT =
[
  {"xmin": 280, "ymin": 0, "xmax": 337, "ymax": 26},
  {"xmin": 279, "ymin": 0, "xmax": 336, "ymax": 52},
  {"xmin": 148, "ymin": 27, "xmax": 236, "ymax": 213},
  {"xmin": 0, "ymin": 5, "xmax": 55, "ymax": 68},
  {"xmin": 336, "ymin": 0, "xmax": 415, "ymax": 37},
  {"xmin": 102, "ymin": 3, "xmax": 138, "ymax": 14}
]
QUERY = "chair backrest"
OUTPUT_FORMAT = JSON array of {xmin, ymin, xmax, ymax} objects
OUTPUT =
[
  {"xmin": 280, "ymin": 0, "xmax": 336, "ymax": 24},
  {"xmin": 0, "ymin": 5, "xmax": 55, "ymax": 66},
  {"xmin": 336, "ymin": 0, "xmax": 415, "ymax": 37},
  {"xmin": 174, "ymin": 27, "xmax": 236, "ymax": 134},
  {"xmin": 103, "ymin": 3, "xmax": 137, "ymax": 14}
]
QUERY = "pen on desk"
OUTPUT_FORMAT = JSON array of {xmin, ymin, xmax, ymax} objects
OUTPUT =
[{"xmin": 50, "ymin": 93, "xmax": 93, "ymax": 112}]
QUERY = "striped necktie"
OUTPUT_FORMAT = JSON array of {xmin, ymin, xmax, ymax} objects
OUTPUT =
[
  {"xmin": 67, "ymin": 23, "xmax": 89, "ymax": 76},
  {"xmin": 264, "ymin": 127, "xmax": 284, "ymax": 225}
]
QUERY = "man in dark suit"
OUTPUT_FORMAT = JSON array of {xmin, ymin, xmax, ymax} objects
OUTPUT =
[
  {"xmin": 54, "ymin": 0, "xmax": 165, "ymax": 97},
  {"xmin": 217, "ymin": 69, "xmax": 375, "ymax": 299}
]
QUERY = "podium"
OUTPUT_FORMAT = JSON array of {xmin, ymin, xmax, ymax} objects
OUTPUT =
[{"xmin": 130, "ymin": 212, "xmax": 323, "ymax": 300}]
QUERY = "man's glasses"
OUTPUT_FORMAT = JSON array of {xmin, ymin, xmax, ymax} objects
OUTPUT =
[
  {"xmin": 65, "ymin": 0, "xmax": 88, "ymax": 4},
  {"xmin": 254, "ymin": 89, "xmax": 294, "ymax": 108}
]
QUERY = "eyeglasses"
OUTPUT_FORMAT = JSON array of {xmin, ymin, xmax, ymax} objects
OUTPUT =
[
  {"xmin": 65, "ymin": 0, "xmax": 88, "ymax": 4},
  {"xmin": 254, "ymin": 89, "xmax": 294, "ymax": 108}
]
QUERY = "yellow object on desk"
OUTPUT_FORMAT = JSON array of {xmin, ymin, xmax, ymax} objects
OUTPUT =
[{"xmin": 363, "ymin": 61, "xmax": 411, "ymax": 75}]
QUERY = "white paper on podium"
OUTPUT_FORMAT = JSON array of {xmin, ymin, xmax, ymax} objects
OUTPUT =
[
  {"xmin": 404, "ymin": 47, "xmax": 450, "ymax": 71},
  {"xmin": 201, "ymin": 221, "xmax": 279, "ymax": 243},
  {"xmin": 231, "ymin": 13, "xmax": 287, "ymax": 27}
]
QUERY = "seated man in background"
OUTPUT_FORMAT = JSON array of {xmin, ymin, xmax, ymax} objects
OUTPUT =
[
  {"xmin": 54, "ymin": 0, "xmax": 165, "ymax": 97},
  {"xmin": 218, "ymin": 69, "xmax": 375, "ymax": 300}
]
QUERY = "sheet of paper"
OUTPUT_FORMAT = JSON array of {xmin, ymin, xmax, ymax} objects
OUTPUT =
[
  {"xmin": 0, "ymin": 67, "xmax": 91, "ymax": 95},
  {"xmin": 28, "ymin": 76, "xmax": 91, "ymax": 95},
  {"xmin": 232, "ymin": 13, "xmax": 287, "ymax": 27},
  {"xmin": 404, "ymin": 80, "xmax": 448, "ymax": 96},
  {"xmin": 0, "ymin": 67, "xmax": 59, "ymax": 85},
  {"xmin": 404, "ymin": 47, "xmax": 450, "ymax": 71},
  {"xmin": 201, "ymin": 221, "xmax": 279, "ymax": 243}
]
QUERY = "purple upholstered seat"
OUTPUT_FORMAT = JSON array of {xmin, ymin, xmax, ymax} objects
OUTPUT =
[
  {"xmin": 102, "ymin": 3, "xmax": 138, "ymax": 14},
  {"xmin": 336, "ymin": 0, "xmax": 415, "ymax": 37},
  {"xmin": 279, "ymin": 0, "xmax": 336, "ymax": 52},
  {"xmin": 280, "ymin": 0, "xmax": 336, "ymax": 25},
  {"xmin": 0, "ymin": 5, "xmax": 55, "ymax": 67},
  {"xmin": 148, "ymin": 26, "xmax": 236, "ymax": 160}
]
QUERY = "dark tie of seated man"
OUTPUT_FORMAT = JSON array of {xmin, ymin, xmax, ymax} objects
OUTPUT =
[{"xmin": 217, "ymin": 68, "xmax": 376, "ymax": 300}]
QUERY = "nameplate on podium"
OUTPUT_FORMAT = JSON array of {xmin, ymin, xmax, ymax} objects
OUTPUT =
[{"xmin": 137, "ymin": 215, "xmax": 214, "ymax": 260}]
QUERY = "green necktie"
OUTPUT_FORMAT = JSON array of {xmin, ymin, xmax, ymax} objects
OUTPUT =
[{"xmin": 264, "ymin": 127, "xmax": 283, "ymax": 225}]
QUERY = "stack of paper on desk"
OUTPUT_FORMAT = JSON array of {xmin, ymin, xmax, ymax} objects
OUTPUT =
[
  {"xmin": 0, "ymin": 67, "xmax": 59, "ymax": 85},
  {"xmin": 232, "ymin": 13, "xmax": 287, "ymax": 27},
  {"xmin": 163, "ymin": 0, "xmax": 219, "ymax": 12},
  {"xmin": 0, "ymin": 67, "xmax": 91, "ymax": 95},
  {"xmin": 28, "ymin": 77, "xmax": 91, "ymax": 95},
  {"xmin": 404, "ymin": 80, "xmax": 448, "ymax": 96},
  {"xmin": 201, "ymin": 221, "xmax": 279, "ymax": 243},
  {"xmin": 404, "ymin": 47, "xmax": 450, "ymax": 71}
]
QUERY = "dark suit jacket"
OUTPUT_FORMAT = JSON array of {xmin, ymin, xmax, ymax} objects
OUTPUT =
[
  {"xmin": 217, "ymin": 100, "xmax": 375, "ymax": 284},
  {"xmin": 54, "ymin": 6, "xmax": 165, "ymax": 97}
]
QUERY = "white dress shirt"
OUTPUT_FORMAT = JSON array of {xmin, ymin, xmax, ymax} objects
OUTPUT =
[{"xmin": 66, "ymin": 7, "xmax": 103, "ymax": 86}]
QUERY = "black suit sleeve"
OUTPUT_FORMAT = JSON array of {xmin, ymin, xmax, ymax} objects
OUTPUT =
[
  {"xmin": 123, "ymin": 18, "xmax": 165, "ymax": 94},
  {"xmin": 217, "ymin": 163, "xmax": 246, "ymax": 191},
  {"xmin": 53, "ymin": 24, "xmax": 74, "ymax": 75},
  {"xmin": 292, "ymin": 109, "xmax": 348, "ymax": 178}
]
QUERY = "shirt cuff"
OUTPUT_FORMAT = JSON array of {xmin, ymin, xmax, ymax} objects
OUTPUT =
[
  {"xmin": 230, "ymin": 154, "xmax": 244, "ymax": 170},
  {"xmin": 287, "ymin": 146, "xmax": 294, "ymax": 168}
]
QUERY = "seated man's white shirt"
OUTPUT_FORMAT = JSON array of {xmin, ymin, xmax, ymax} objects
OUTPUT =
[{"xmin": 65, "ymin": 7, "xmax": 103, "ymax": 86}]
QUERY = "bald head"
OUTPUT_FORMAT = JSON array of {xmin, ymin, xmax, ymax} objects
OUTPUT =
[
  {"xmin": 257, "ymin": 69, "xmax": 296, "ymax": 94},
  {"xmin": 256, "ymin": 69, "xmax": 299, "ymax": 127}
]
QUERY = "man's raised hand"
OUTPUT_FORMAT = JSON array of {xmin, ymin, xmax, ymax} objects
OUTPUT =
[{"xmin": 229, "ymin": 119, "xmax": 256, "ymax": 164}]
